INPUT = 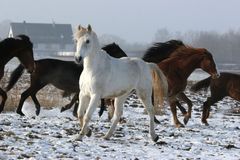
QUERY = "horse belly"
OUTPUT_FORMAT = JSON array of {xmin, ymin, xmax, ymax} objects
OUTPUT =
[{"xmin": 102, "ymin": 71, "xmax": 137, "ymax": 98}]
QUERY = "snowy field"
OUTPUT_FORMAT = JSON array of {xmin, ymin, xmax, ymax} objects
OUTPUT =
[
  {"xmin": 0, "ymin": 88, "xmax": 239, "ymax": 160},
  {"xmin": 1, "ymin": 58, "xmax": 239, "ymax": 159}
]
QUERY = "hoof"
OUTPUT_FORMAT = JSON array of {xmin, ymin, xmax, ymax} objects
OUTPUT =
[
  {"xmin": 17, "ymin": 110, "xmax": 25, "ymax": 116},
  {"xmin": 102, "ymin": 135, "xmax": 110, "ymax": 140},
  {"xmin": 86, "ymin": 129, "xmax": 92, "ymax": 137},
  {"xmin": 201, "ymin": 119, "xmax": 209, "ymax": 126},
  {"xmin": 202, "ymin": 122, "xmax": 209, "ymax": 126},
  {"xmin": 60, "ymin": 107, "xmax": 65, "ymax": 112},
  {"xmin": 74, "ymin": 134, "xmax": 83, "ymax": 141},
  {"xmin": 154, "ymin": 116, "xmax": 160, "ymax": 124},
  {"xmin": 36, "ymin": 110, "xmax": 40, "ymax": 116},
  {"xmin": 183, "ymin": 117, "xmax": 190, "ymax": 125},
  {"xmin": 153, "ymin": 135, "xmax": 159, "ymax": 142},
  {"xmin": 176, "ymin": 123, "xmax": 185, "ymax": 128}
]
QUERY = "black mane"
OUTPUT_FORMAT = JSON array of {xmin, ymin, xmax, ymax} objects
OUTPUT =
[
  {"xmin": 102, "ymin": 43, "xmax": 127, "ymax": 58},
  {"xmin": 142, "ymin": 40, "xmax": 185, "ymax": 63},
  {"xmin": 0, "ymin": 34, "xmax": 32, "ymax": 50}
]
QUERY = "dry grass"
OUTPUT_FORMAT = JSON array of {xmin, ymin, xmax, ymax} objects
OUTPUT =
[{"xmin": 1, "ymin": 71, "xmax": 71, "ymax": 112}]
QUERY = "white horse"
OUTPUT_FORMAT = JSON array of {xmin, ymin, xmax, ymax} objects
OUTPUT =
[{"xmin": 74, "ymin": 24, "xmax": 168, "ymax": 142}]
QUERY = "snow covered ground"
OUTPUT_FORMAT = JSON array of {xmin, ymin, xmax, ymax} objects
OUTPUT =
[{"xmin": 0, "ymin": 89, "xmax": 239, "ymax": 160}]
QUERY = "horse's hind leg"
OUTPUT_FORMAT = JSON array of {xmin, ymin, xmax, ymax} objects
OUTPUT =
[
  {"xmin": 0, "ymin": 88, "xmax": 7, "ymax": 113},
  {"xmin": 72, "ymin": 98, "xmax": 79, "ymax": 117},
  {"xmin": 138, "ymin": 90, "xmax": 158, "ymax": 142},
  {"xmin": 60, "ymin": 93, "xmax": 79, "ymax": 114},
  {"xmin": 169, "ymin": 97, "xmax": 184, "ymax": 128},
  {"xmin": 30, "ymin": 93, "xmax": 42, "ymax": 116},
  {"xmin": 178, "ymin": 92, "xmax": 192, "ymax": 125},
  {"xmin": 103, "ymin": 95, "xmax": 127, "ymax": 140},
  {"xmin": 17, "ymin": 83, "xmax": 45, "ymax": 116},
  {"xmin": 176, "ymin": 101, "xmax": 187, "ymax": 115},
  {"xmin": 98, "ymin": 99, "xmax": 107, "ymax": 117}
]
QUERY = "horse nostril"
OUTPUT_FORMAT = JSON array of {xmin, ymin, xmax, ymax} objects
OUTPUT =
[{"xmin": 212, "ymin": 73, "xmax": 220, "ymax": 79}]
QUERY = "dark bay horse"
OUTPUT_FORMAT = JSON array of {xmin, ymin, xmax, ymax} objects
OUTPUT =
[
  {"xmin": 191, "ymin": 72, "xmax": 240, "ymax": 125},
  {"xmin": 0, "ymin": 35, "xmax": 35, "ymax": 113},
  {"xmin": 157, "ymin": 46, "xmax": 219, "ymax": 127},
  {"xmin": 5, "ymin": 43, "xmax": 127, "ymax": 116}
]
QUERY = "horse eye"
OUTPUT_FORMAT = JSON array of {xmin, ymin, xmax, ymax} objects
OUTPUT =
[{"xmin": 86, "ymin": 39, "xmax": 90, "ymax": 44}]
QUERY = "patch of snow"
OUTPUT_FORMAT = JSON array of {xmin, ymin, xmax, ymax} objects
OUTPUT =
[{"xmin": 0, "ymin": 90, "xmax": 239, "ymax": 159}]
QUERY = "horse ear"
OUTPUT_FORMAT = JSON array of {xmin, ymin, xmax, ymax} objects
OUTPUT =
[
  {"xmin": 78, "ymin": 25, "xmax": 82, "ymax": 31},
  {"xmin": 87, "ymin": 24, "xmax": 92, "ymax": 32}
]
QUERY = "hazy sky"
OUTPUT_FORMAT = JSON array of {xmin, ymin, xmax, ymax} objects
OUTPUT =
[{"xmin": 1, "ymin": 0, "xmax": 240, "ymax": 43}]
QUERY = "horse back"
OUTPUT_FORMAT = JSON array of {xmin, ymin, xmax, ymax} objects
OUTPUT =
[
  {"xmin": 211, "ymin": 72, "xmax": 240, "ymax": 96},
  {"xmin": 32, "ymin": 59, "xmax": 82, "ymax": 91}
]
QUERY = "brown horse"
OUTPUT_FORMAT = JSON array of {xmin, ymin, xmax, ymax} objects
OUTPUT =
[
  {"xmin": 0, "ymin": 35, "xmax": 35, "ymax": 113},
  {"xmin": 190, "ymin": 72, "xmax": 240, "ymax": 125},
  {"xmin": 158, "ymin": 46, "xmax": 219, "ymax": 127}
]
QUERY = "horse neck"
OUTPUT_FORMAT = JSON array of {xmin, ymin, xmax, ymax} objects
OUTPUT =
[
  {"xmin": 0, "ymin": 50, "xmax": 14, "ymax": 68},
  {"xmin": 83, "ymin": 48, "xmax": 108, "ymax": 72},
  {"xmin": 177, "ymin": 54, "xmax": 202, "ymax": 78},
  {"xmin": 0, "ymin": 53, "xmax": 12, "ymax": 79}
]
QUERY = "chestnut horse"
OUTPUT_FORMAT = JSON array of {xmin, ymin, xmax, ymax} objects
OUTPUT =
[
  {"xmin": 0, "ymin": 35, "xmax": 35, "ymax": 113},
  {"xmin": 191, "ymin": 72, "xmax": 240, "ymax": 125},
  {"xmin": 158, "ymin": 46, "xmax": 219, "ymax": 127}
]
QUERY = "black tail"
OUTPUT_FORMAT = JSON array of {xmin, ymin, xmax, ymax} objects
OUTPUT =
[
  {"xmin": 190, "ymin": 77, "xmax": 211, "ymax": 92},
  {"xmin": 5, "ymin": 64, "xmax": 25, "ymax": 91}
]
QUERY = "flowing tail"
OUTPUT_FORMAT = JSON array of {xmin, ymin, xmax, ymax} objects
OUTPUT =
[
  {"xmin": 5, "ymin": 64, "xmax": 25, "ymax": 91},
  {"xmin": 148, "ymin": 63, "xmax": 168, "ymax": 113},
  {"xmin": 190, "ymin": 76, "xmax": 211, "ymax": 92}
]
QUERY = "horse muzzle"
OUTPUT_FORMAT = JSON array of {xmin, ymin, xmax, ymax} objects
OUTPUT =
[
  {"xmin": 26, "ymin": 62, "xmax": 36, "ymax": 74},
  {"xmin": 212, "ymin": 72, "xmax": 220, "ymax": 79}
]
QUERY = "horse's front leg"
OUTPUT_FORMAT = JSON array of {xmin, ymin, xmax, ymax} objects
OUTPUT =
[
  {"xmin": 76, "ymin": 94, "xmax": 99, "ymax": 141},
  {"xmin": 103, "ymin": 95, "xmax": 127, "ymax": 140}
]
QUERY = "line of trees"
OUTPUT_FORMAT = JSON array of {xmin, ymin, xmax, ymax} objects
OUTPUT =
[
  {"xmin": 100, "ymin": 28, "xmax": 240, "ymax": 65},
  {"xmin": 154, "ymin": 28, "xmax": 240, "ymax": 64}
]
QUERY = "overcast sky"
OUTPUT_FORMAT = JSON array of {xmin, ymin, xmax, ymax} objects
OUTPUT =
[{"xmin": 1, "ymin": 0, "xmax": 240, "ymax": 43}]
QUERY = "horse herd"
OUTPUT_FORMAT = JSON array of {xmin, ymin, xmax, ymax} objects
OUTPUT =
[{"xmin": 0, "ymin": 25, "xmax": 239, "ymax": 142}]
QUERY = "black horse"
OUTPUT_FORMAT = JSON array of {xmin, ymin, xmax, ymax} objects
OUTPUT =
[
  {"xmin": 6, "ymin": 43, "xmax": 127, "ymax": 116},
  {"xmin": 0, "ymin": 35, "xmax": 35, "ymax": 113}
]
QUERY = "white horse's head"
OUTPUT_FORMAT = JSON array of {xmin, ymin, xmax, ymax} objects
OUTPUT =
[{"xmin": 74, "ymin": 24, "xmax": 99, "ymax": 63}]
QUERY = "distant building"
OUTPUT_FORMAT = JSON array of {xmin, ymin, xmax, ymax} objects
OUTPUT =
[{"xmin": 8, "ymin": 21, "xmax": 75, "ymax": 57}]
